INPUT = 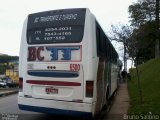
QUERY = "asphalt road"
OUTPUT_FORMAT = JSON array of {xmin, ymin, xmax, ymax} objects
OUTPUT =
[{"xmin": 0, "ymin": 94, "xmax": 108, "ymax": 120}]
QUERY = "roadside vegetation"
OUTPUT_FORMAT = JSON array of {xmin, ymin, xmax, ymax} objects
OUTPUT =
[
  {"xmin": 109, "ymin": 0, "xmax": 160, "ymax": 114},
  {"xmin": 0, "ymin": 55, "xmax": 18, "ymax": 74},
  {"xmin": 128, "ymin": 59, "xmax": 160, "ymax": 114},
  {"xmin": 109, "ymin": 0, "xmax": 160, "ymax": 71}
]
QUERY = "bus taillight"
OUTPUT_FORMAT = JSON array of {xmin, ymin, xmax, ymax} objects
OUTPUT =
[
  {"xmin": 86, "ymin": 81, "xmax": 93, "ymax": 97},
  {"xmin": 19, "ymin": 77, "xmax": 23, "ymax": 92}
]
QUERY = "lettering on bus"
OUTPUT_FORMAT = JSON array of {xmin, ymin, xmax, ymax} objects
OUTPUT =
[
  {"xmin": 28, "ymin": 47, "xmax": 44, "ymax": 61},
  {"xmin": 28, "ymin": 46, "xmax": 80, "ymax": 61},
  {"xmin": 44, "ymin": 27, "xmax": 72, "ymax": 41},
  {"xmin": 34, "ymin": 14, "xmax": 78, "ymax": 23},
  {"xmin": 27, "ymin": 8, "xmax": 86, "ymax": 44},
  {"xmin": 27, "ymin": 26, "xmax": 83, "ymax": 44}
]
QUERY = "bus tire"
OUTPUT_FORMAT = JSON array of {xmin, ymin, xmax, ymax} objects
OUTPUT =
[{"xmin": 102, "ymin": 87, "xmax": 110, "ymax": 111}]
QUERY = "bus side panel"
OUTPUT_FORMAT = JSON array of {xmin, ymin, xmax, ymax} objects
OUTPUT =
[
  {"xmin": 82, "ymin": 10, "xmax": 98, "ymax": 104},
  {"xmin": 19, "ymin": 18, "xmax": 28, "ymax": 97},
  {"xmin": 86, "ymin": 14, "xmax": 100, "ymax": 116},
  {"xmin": 95, "ymin": 58, "xmax": 105, "ymax": 114},
  {"xmin": 110, "ymin": 63, "xmax": 118, "ymax": 96}
]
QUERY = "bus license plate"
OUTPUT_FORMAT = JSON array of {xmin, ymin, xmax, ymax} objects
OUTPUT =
[{"xmin": 45, "ymin": 87, "xmax": 58, "ymax": 94}]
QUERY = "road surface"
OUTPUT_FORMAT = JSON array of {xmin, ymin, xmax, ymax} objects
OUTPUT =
[
  {"xmin": 0, "ymin": 94, "xmax": 108, "ymax": 120},
  {"xmin": 0, "ymin": 94, "xmax": 84, "ymax": 120}
]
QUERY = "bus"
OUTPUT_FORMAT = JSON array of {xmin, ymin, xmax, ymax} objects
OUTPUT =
[{"xmin": 18, "ymin": 8, "xmax": 119, "ymax": 118}]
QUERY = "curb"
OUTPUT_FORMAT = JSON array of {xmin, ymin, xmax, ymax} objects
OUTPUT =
[
  {"xmin": 0, "ymin": 88, "xmax": 19, "ymax": 91},
  {"xmin": 0, "ymin": 90, "xmax": 19, "ymax": 97}
]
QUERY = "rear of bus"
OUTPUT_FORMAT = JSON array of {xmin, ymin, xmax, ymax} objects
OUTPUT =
[{"xmin": 18, "ymin": 8, "xmax": 97, "ymax": 117}]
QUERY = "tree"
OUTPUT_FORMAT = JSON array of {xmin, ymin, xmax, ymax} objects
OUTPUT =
[
  {"xmin": 109, "ymin": 23, "xmax": 134, "ymax": 70},
  {"xmin": 0, "ymin": 64, "xmax": 5, "ymax": 74},
  {"xmin": 0, "ymin": 55, "xmax": 18, "ymax": 64},
  {"xmin": 0, "ymin": 55, "xmax": 19, "ymax": 74},
  {"xmin": 129, "ymin": 0, "xmax": 156, "ymax": 27},
  {"xmin": 109, "ymin": 24, "xmax": 143, "ymax": 103},
  {"xmin": 128, "ymin": 0, "xmax": 160, "ymax": 58},
  {"xmin": 135, "ymin": 21, "xmax": 156, "ymax": 63},
  {"xmin": 155, "ymin": 0, "xmax": 160, "ymax": 58}
]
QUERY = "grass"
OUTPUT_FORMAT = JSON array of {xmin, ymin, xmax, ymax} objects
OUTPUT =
[{"xmin": 128, "ymin": 59, "xmax": 160, "ymax": 114}]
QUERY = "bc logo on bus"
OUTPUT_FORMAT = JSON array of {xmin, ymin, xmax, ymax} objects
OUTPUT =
[{"xmin": 28, "ymin": 46, "xmax": 81, "ymax": 62}]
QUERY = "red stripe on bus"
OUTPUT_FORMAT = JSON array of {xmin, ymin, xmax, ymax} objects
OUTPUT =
[{"xmin": 26, "ymin": 80, "xmax": 81, "ymax": 86}]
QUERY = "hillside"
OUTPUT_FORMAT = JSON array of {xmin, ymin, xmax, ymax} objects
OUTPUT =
[{"xmin": 128, "ymin": 59, "xmax": 160, "ymax": 114}]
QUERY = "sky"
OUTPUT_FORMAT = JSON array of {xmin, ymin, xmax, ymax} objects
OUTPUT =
[
  {"xmin": 0, "ymin": 0, "xmax": 136, "ymax": 55},
  {"xmin": 0, "ymin": 0, "xmax": 136, "ymax": 69}
]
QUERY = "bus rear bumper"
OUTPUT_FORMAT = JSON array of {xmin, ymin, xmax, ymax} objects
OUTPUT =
[{"xmin": 18, "ymin": 96, "xmax": 93, "ymax": 117}]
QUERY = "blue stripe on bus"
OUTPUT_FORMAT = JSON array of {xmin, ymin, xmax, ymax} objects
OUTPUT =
[
  {"xmin": 18, "ymin": 104, "xmax": 92, "ymax": 117},
  {"xmin": 27, "ymin": 70, "xmax": 79, "ymax": 78}
]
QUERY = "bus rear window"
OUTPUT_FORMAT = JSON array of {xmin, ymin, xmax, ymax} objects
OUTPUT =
[{"xmin": 27, "ymin": 8, "xmax": 86, "ymax": 44}]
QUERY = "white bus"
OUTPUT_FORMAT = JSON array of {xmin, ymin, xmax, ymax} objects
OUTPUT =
[{"xmin": 18, "ymin": 8, "xmax": 119, "ymax": 118}]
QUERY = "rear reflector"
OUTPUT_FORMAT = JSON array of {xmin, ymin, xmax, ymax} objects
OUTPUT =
[
  {"xmin": 19, "ymin": 77, "xmax": 23, "ymax": 92},
  {"xmin": 86, "ymin": 81, "xmax": 93, "ymax": 97},
  {"xmin": 26, "ymin": 80, "xmax": 81, "ymax": 86}
]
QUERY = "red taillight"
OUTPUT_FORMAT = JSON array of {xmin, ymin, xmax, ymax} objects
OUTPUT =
[
  {"xmin": 19, "ymin": 77, "xmax": 23, "ymax": 92},
  {"xmin": 86, "ymin": 81, "xmax": 93, "ymax": 97}
]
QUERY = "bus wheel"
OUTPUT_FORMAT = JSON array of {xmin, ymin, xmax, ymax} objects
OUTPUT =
[
  {"xmin": 82, "ymin": 115, "xmax": 93, "ymax": 120},
  {"xmin": 102, "ymin": 89, "xmax": 110, "ymax": 111}
]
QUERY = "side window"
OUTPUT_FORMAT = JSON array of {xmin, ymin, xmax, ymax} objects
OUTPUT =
[
  {"xmin": 96, "ymin": 26, "xmax": 100, "ymax": 56},
  {"xmin": 108, "ymin": 43, "xmax": 111, "ymax": 61},
  {"xmin": 113, "ymin": 49, "xmax": 115, "ymax": 62},
  {"xmin": 99, "ymin": 34, "xmax": 105, "ymax": 56},
  {"xmin": 111, "ymin": 46, "xmax": 113, "ymax": 62},
  {"xmin": 103, "ymin": 36, "xmax": 107, "ymax": 57},
  {"xmin": 96, "ymin": 22, "xmax": 105, "ymax": 57},
  {"xmin": 106, "ymin": 38, "xmax": 110, "ymax": 60},
  {"xmin": 96, "ymin": 21, "xmax": 118, "ymax": 60},
  {"xmin": 114, "ymin": 51, "xmax": 118, "ymax": 63},
  {"xmin": 110, "ymin": 45, "xmax": 113, "ymax": 62}
]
